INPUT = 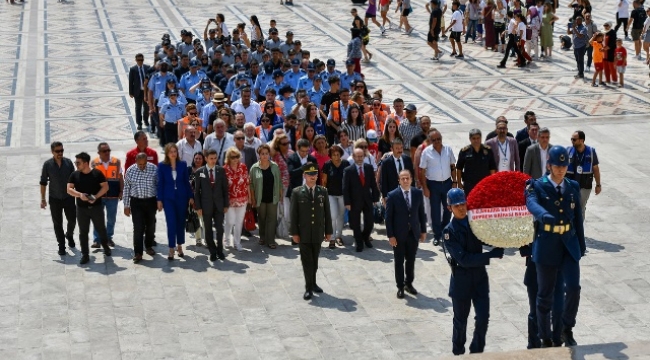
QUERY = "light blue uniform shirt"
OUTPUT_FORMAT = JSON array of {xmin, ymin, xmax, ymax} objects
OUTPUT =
[
  {"xmin": 284, "ymin": 69, "xmax": 306, "ymax": 90},
  {"xmin": 253, "ymin": 73, "xmax": 274, "ymax": 96},
  {"xmin": 148, "ymin": 72, "xmax": 177, "ymax": 101},
  {"xmin": 307, "ymin": 87, "xmax": 326, "ymax": 108},
  {"xmin": 280, "ymin": 95, "xmax": 297, "ymax": 117},
  {"xmin": 160, "ymin": 102, "xmax": 186, "ymax": 123},
  {"xmin": 297, "ymin": 74, "xmax": 316, "ymax": 91},
  {"xmin": 339, "ymin": 71, "xmax": 363, "ymax": 91},
  {"xmin": 179, "ymin": 70, "xmax": 206, "ymax": 101},
  {"xmin": 158, "ymin": 91, "xmax": 187, "ymax": 109}
]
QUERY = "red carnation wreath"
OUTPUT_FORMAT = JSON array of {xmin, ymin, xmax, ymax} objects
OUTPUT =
[{"xmin": 466, "ymin": 171, "xmax": 534, "ymax": 248}]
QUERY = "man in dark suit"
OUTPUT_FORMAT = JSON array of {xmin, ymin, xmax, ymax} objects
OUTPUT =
[
  {"xmin": 385, "ymin": 170, "xmax": 427, "ymax": 299},
  {"xmin": 129, "ymin": 53, "xmax": 151, "ymax": 131},
  {"xmin": 287, "ymin": 138, "xmax": 318, "ymax": 198},
  {"xmin": 290, "ymin": 163, "xmax": 332, "ymax": 300},
  {"xmin": 194, "ymin": 149, "xmax": 230, "ymax": 261},
  {"xmin": 518, "ymin": 122, "xmax": 539, "ymax": 170},
  {"xmin": 343, "ymin": 148, "xmax": 380, "ymax": 252},
  {"xmin": 515, "ymin": 111, "xmax": 537, "ymax": 142},
  {"xmin": 380, "ymin": 138, "xmax": 414, "ymax": 202}
]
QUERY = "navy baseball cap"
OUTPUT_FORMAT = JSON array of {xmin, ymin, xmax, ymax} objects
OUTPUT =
[
  {"xmin": 193, "ymin": 38, "xmax": 201, "ymax": 45},
  {"xmin": 190, "ymin": 60, "xmax": 200, "ymax": 68},
  {"xmin": 166, "ymin": 77, "xmax": 176, "ymax": 84},
  {"xmin": 237, "ymin": 64, "xmax": 246, "ymax": 70},
  {"xmin": 345, "ymin": 59, "xmax": 355, "ymax": 66},
  {"xmin": 291, "ymin": 58, "xmax": 300, "ymax": 65},
  {"xmin": 263, "ymin": 61, "xmax": 274, "ymax": 74},
  {"xmin": 307, "ymin": 63, "xmax": 315, "ymax": 71},
  {"xmin": 286, "ymin": 31, "xmax": 294, "ymax": 36},
  {"xmin": 326, "ymin": 59, "xmax": 335, "ymax": 66},
  {"xmin": 273, "ymin": 69, "xmax": 284, "ymax": 78},
  {"xmin": 168, "ymin": 88, "xmax": 179, "ymax": 96}
]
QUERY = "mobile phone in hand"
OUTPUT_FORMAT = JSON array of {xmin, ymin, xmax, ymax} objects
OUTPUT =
[
  {"xmin": 210, "ymin": 18, "xmax": 216, "ymax": 22},
  {"xmin": 86, "ymin": 194, "xmax": 96, "ymax": 202}
]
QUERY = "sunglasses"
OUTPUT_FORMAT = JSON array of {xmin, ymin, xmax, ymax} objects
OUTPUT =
[
  {"xmin": 280, "ymin": 142, "xmax": 289, "ymax": 146},
  {"xmin": 54, "ymin": 149, "xmax": 64, "ymax": 153},
  {"xmin": 570, "ymin": 138, "xmax": 579, "ymax": 142},
  {"xmin": 189, "ymin": 112, "xmax": 198, "ymax": 115},
  {"xmin": 219, "ymin": 113, "xmax": 229, "ymax": 117},
  {"xmin": 100, "ymin": 149, "xmax": 112, "ymax": 153},
  {"xmin": 235, "ymin": 137, "xmax": 245, "ymax": 140},
  {"xmin": 265, "ymin": 106, "xmax": 274, "ymax": 109}
]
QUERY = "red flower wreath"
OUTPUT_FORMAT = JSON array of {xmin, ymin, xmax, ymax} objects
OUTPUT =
[{"xmin": 467, "ymin": 171, "xmax": 532, "ymax": 210}]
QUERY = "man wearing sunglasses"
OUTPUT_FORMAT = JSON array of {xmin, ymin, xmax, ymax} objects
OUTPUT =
[
  {"xmin": 128, "ymin": 53, "xmax": 151, "ymax": 131},
  {"xmin": 41, "ymin": 142, "xmax": 77, "ymax": 255},
  {"xmin": 89, "ymin": 142, "xmax": 123, "ymax": 249},
  {"xmin": 566, "ymin": 131, "xmax": 601, "ymax": 216}
]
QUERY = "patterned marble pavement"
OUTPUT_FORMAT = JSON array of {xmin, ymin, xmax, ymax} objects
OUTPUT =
[{"xmin": 1, "ymin": 0, "xmax": 650, "ymax": 359}]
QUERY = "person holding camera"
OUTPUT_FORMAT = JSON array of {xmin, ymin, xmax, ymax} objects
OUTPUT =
[{"xmin": 66, "ymin": 152, "xmax": 112, "ymax": 265}]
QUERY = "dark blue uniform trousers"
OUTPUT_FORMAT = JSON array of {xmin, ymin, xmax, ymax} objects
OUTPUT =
[
  {"xmin": 452, "ymin": 271, "xmax": 489, "ymax": 355},
  {"xmin": 525, "ymin": 260, "xmax": 565, "ymax": 347},
  {"xmin": 536, "ymin": 249, "xmax": 581, "ymax": 341},
  {"xmin": 162, "ymin": 197, "xmax": 187, "ymax": 248},
  {"xmin": 426, "ymin": 178, "xmax": 452, "ymax": 239}
]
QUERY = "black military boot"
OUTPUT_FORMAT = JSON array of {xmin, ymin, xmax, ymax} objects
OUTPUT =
[
  {"xmin": 527, "ymin": 316, "xmax": 541, "ymax": 349},
  {"xmin": 562, "ymin": 327, "xmax": 577, "ymax": 346}
]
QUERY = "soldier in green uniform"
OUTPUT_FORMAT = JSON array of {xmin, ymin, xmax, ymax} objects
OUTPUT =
[{"xmin": 290, "ymin": 163, "xmax": 333, "ymax": 300}]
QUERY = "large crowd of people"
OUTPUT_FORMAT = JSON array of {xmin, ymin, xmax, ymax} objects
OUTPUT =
[{"xmin": 38, "ymin": 2, "xmax": 612, "ymax": 354}]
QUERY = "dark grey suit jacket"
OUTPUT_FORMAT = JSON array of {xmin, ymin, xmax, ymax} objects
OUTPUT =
[
  {"xmin": 193, "ymin": 165, "xmax": 230, "ymax": 213},
  {"xmin": 240, "ymin": 146, "xmax": 257, "ymax": 171},
  {"xmin": 523, "ymin": 143, "xmax": 552, "ymax": 179}
]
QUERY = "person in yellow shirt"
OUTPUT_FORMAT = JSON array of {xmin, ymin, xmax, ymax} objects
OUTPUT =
[{"xmin": 589, "ymin": 32, "xmax": 605, "ymax": 87}]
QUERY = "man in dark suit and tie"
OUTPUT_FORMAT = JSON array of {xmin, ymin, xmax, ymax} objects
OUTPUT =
[
  {"xmin": 129, "ymin": 53, "xmax": 151, "ymax": 131},
  {"xmin": 385, "ymin": 170, "xmax": 427, "ymax": 299},
  {"xmin": 343, "ymin": 148, "xmax": 380, "ymax": 252},
  {"xmin": 380, "ymin": 138, "xmax": 414, "ymax": 202},
  {"xmin": 194, "ymin": 149, "xmax": 230, "ymax": 261}
]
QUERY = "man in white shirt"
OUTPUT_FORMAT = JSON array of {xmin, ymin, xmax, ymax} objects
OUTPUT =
[
  {"xmin": 176, "ymin": 126, "xmax": 203, "ymax": 165},
  {"xmin": 418, "ymin": 129, "xmax": 458, "ymax": 244},
  {"xmin": 203, "ymin": 119, "xmax": 235, "ymax": 166},
  {"xmin": 230, "ymin": 87, "xmax": 262, "ymax": 124},
  {"xmin": 444, "ymin": 1, "xmax": 466, "ymax": 59},
  {"xmin": 243, "ymin": 123, "xmax": 263, "ymax": 150}
]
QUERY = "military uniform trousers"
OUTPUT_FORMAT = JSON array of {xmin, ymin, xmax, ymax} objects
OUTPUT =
[
  {"xmin": 451, "ymin": 267, "xmax": 490, "ymax": 355},
  {"xmin": 524, "ymin": 258, "xmax": 565, "ymax": 347},
  {"xmin": 130, "ymin": 197, "xmax": 157, "ymax": 256},
  {"xmin": 300, "ymin": 242, "xmax": 322, "ymax": 292},
  {"xmin": 202, "ymin": 206, "xmax": 225, "ymax": 256},
  {"xmin": 536, "ymin": 247, "xmax": 581, "ymax": 341},
  {"xmin": 77, "ymin": 204, "xmax": 110, "ymax": 256},
  {"xmin": 393, "ymin": 231, "xmax": 419, "ymax": 289}
]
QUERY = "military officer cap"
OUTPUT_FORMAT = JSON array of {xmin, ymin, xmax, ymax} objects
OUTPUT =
[
  {"xmin": 302, "ymin": 163, "xmax": 319, "ymax": 175},
  {"xmin": 547, "ymin": 146, "xmax": 570, "ymax": 167}
]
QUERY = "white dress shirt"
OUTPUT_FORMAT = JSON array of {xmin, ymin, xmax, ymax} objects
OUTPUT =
[
  {"xmin": 496, "ymin": 139, "xmax": 510, "ymax": 172},
  {"xmin": 177, "ymin": 138, "xmax": 203, "ymax": 166},
  {"xmin": 539, "ymin": 145, "xmax": 549, "ymax": 176},
  {"xmin": 419, "ymin": 145, "xmax": 456, "ymax": 181}
]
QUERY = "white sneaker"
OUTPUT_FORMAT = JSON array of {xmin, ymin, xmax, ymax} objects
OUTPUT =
[
  {"xmin": 196, "ymin": 239, "xmax": 204, "ymax": 247},
  {"xmin": 236, "ymin": 244, "xmax": 243, "ymax": 252},
  {"xmin": 225, "ymin": 239, "xmax": 232, "ymax": 248}
]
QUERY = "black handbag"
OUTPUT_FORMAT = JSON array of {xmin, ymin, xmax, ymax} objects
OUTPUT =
[
  {"xmin": 373, "ymin": 203, "xmax": 385, "ymax": 224},
  {"xmin": 185, "ymin": 205, "xmax": 201, "ymax": 233}
]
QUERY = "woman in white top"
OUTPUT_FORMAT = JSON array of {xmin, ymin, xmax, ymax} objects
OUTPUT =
[
  {"xmin": 493, "ymin": 0, "xmax": 508, "ymax": 52},
  {"xmin": 215, "ymin": 13, "xmax": 228, "ymax": 36},
  {"xmin": 249, "ymin": 15, "xmax": 263, "ymax": 42}
]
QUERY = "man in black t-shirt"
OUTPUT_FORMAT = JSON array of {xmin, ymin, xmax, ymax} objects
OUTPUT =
[
  {"xmin": 67, "ymin": 152, "xmax": 112, "ymax": 264},
  {"xmin": 629, "ymin": 1, "xmax": 647, "ymax": 58},
  {"xmin": 427, "ymin": 0, "xmax": 444, "ymax": 60},
  {"xmin": 321, "ymin": 76, "xmax": 341, "ymax": 145}
]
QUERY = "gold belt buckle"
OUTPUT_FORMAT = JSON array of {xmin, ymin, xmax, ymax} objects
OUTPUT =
[
  {"xmin": 557, "ymin": 225, "xmax": 565, "ymax": 235},
  {"xmin": 544, "ymin": 224, "xmax": 551, "ymax": 232}
]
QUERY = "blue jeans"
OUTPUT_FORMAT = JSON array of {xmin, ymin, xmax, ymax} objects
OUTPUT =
[
  {"xmin": 93, "ymin": 198, "xmax": 118, "ymax": 242},
  {"xmin": 574, "ymin": 46, "xmax": 587, "ymax": 76},
  {"xmin": 465, "ymin": 19, "xmax": 478, "ymax": 42},
  {"xmin": 426, "ymin": 178, "xmax": 452, "ymax": 239}
]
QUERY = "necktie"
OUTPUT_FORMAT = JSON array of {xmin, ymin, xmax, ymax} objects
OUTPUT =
[
  {"xmin": 397, "ymin": 158, "xmax": 402, "ymax": 173},
  {"xmin": 404, "ymin": 190, "xmax": 410, "ymax": 210},
  {"xmin": 309, "ymin": 187, "xmax": 314, "ymax": 199},
  {"xmin": 556, "ymin": 185, "xmax": 562, "ymax": 199},
  {"xmin": 359, "ymin": 166, "xmax": 365, "ymax": 187},
  {"xmin": 209, "ymin": 169, "xmax": 215, "ymax": 188},
  {"xmin": 139, "ymin": 66, "xmax": 144, "ymax": 90}
]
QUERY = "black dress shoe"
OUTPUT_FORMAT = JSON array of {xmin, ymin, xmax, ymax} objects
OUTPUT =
[
  {"xmin": 104, "ymin": 248, "xmax": 111, "ymax": 256},
  {"xmin": 66, "ymin": 237, "xmax": 76, "ymax": 248},
  {"xmin": 137, "ymin": 125, "xmax": 143, "ymax": 130},
  {"xmin": 303, "ymin": 291, "xmax": 313, "ymax": 300},
  {"xmin": 145, "ymin": 247, "xmax": 155, "ymax": 256},
  {"xmin": 540, "ymin": 339, "xmax": 553, "ymax": 348},
  {"xmin": 80, "ymin": 255, "xmax": 90, "ymax": 264},
  {"xmin": 210, "ymin": 254, "xmax": 217, "ymax": 262},
  {"xmin": 108, "ymin": 240, "xmax": 115, "ymax": 247},
  {"xmin": 397, "ymin": 288, "xmax": 405, "ymax": 299},
  {"xmin": 133, "ymin": 255, "xmax": 142, "ymax": 263},
  {"xmin": 364, "ymin": 240, "xmax": 373, "ymax": 248},
  {"xmin": 313, "ymin": 284, "xmax": 323, "ymax": 293},
  {"xmin": 562, "ymin": 328, "xmax": 577, "ymax": 346},
  {"xmin": 58, "ymin": 248, "xmax": 66, "ymax": 256},
  {"xmin": 356, "ymin": 246, "xmax": 363, "ymax": 252},
  {"xmin": 432, "ymin": 238, "xmax": 440, "ymax": 246},
  {"xmin": 217, "ymin": 252, "xmax": 225, "ymax": 260},
  {"xmin": 404, "ymin": 284, "xmax": 418, "ymax": 295}
]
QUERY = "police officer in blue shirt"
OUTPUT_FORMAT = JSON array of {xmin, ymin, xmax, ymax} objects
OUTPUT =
[
  {"xmin": 280, "ymin": 31, "xmax": 295, "ymax": 56},
  {"xmin": 253, "ymin": 61, "xmax": 275, "ymax": 101},
  {"xmin": 195, "ymin": 86, "xmax": 213, "ymax": 116},
  {"xmin": 160, "ymin": 89, "xmax": 186, "ymax": 145},
  {"xmin": 158, "ymin": 78, "xmax": 187, "ymax": 109},
  {"xmin": 298, "ymin": 63, "xmax": 317, "ymax": 91},
  {"xmin": 320, "ymin": 59, "xmax": 342, "ymax": 92},
  {"xmin": 279, "ymin": 85, "xmax": 297, "ymax": 118},
  {"xmin": 250, "ymin": 41, "xmax": 270, "ymax": 65},
  {"xmin": 284, "ymin": 58, "xmax": 306, "ymax": 90},
  {"xmin": 179, "ymin": 60, "xmax": 206, "ymax": 104},
  {"xmin": 225, "ymin": 65, "xmax": 253, "ymax": 95},
  {"xmin": 264, "ymin": 70, "xmax": 287, "ymax": 96},
  {"xmin": 442, "ymin": 188, "xmax": 504, "ymax": 356},
  {"xmin": 177, "ymin": 30, "xmax": 195, "ymax": 56},
  {"xmin": 155, "ymin": 34, "xmax": 171, "ymax": 58},
  {"xmin": 340, "ymin": 59, "xmax": 363, "ymax": 91},
  {"xmin": 307, "ymin": 77, "xmax": 326, "ymax": 108},
  {"xmin": 148, "ymin": 60, "xmax": 177, "ymax": 137},
  {"xmin": 230, "ymin": 76, "xmax": 252, "ymax": 102},
  {"xmin": 525, "ymin": 145, "xmax": 585, "ymax": 348}
]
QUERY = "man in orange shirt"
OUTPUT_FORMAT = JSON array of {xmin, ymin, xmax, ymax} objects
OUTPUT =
[{"xmin": 90, "ymin": 142, "xmax": 123, "ymax": 248}]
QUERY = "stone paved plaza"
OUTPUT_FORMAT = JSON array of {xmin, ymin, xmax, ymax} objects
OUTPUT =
[{"xmin": 2, "ymin": 0, "xmax": 650, "ymax": 359}]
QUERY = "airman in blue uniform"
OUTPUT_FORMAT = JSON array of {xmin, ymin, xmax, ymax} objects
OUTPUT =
[
  {"xmin": 148, "ymin": 61, "xmax": 177, "ymax": 139},
  {"xmin": 160, "ymin": 89, "xmax": 186, "ymax": 145},
  {"xmin": 179, "ymin": 60, "xmax": 206, "ymax": 103},
  {"xmin": 339, "ymin": 59, "xmax": 363, "ymax": 91},
  {"xmin": 253, "ymin": 61, "xmax": 275, "ymax": 101},
  {"xmin": 230, "ymin": 76, "xmax": 253, "ymax": 102},
  {"xmin": 195, "ymin": 86, "xmax": 212, "ymax": 116},
  {"xmin": 319, "ymin": 59, "xmax": 342, "ymax": 92},
  {"xmin": 442, "ymin": 188, "xmax": 504, "ymax": 356},
  {"xmin": 264, "ymin": 70, "xmax": 287, "ymax": 97},
  {"xmin": 297, "ymin": 63, "xmax": 317, "ymax": 91},
  {"xmin": 525, "ymin": 145, "xmax": 585, "ymax": 348},
  {"xmin": 307, "ymin": 77, "xmax": 326, "ymax": 108},
  {"xmin": 158, "ymin": 78, "xmax": 187, "ymax": 108},
  {"xmin": 279, "ymin": 85, "xmax": 297, "ymax": 118},
  {"xmin": 284, "ymin": 58, "xmax": 306, "ymax": 90}
]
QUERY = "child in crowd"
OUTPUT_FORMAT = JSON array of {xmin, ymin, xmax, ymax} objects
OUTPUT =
[
  {"xmin": 590, "ymin": 32, "xmax": 605, "ymax": 87},
  {"xmin": 615, "ymin": 38, "xmax": 627, "ymax": 88}
]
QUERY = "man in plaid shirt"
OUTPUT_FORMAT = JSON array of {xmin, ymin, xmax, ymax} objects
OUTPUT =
[{"xmin": 123, "ymin": 153, "xmax": 158, "ymax": 263}]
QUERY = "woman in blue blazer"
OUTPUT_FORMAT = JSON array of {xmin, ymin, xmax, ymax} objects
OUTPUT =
[{"xmin": 157, "ymin": 143, "xmax": 194, "ymax": 260}]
